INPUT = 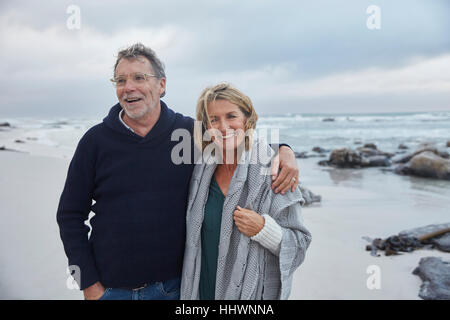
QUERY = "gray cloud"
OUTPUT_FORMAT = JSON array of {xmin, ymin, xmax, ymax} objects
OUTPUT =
[{"xmin": 0, "ymin": 0, "xmax": 449, "ymax": 117}]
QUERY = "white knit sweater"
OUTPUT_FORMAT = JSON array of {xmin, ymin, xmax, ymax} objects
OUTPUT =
[{"xmin": 251, "ymin": 215, "xmax": 282, "ymax": 256}]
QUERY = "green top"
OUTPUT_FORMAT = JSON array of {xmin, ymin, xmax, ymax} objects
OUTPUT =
[{"xmin": 199, "ymin": 174, "xmax": 225, "ymax": 300}]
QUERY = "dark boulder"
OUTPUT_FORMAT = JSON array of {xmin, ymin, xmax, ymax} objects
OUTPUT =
[
  {"xmin": 363, "ymin": 143, "xmax": 377, "ymax": 150},
  {"xmin": 361, "ymin": 155, "xmax": 391, "ymax": 167},
  {"xmin": 299, "ymin": 186, "xmax": 321, "ymax": 205},
  {"xmin": 365, "ymin": 235, "xmax": 425, "ymax": 256},
  {"xmin": 391, "ymin": 147, "xmax": 439, "ymax": 164},
  {"xmin": 412, "ymin": 257, "xmax": 450, "ymax": 300},
  {"xmin": 323, "ymin": 148, "xmax": 392, "ymax": 168},
  {"xmin": 356, "ymin": 147, "xmax": 379, "ymax": 157},
  {"xmin": 408, "ymin": 151, "xmax": 450, "ymax": 180},
  {"xmin": 295, "ymin": 150, "xmax": 327, "ymax": 159},
  {"xmin": 394, "ymin": 163, "xmax": 412, "ymax": 175},
  {"xmin": 328, "ymin": 148, "xmax": 362, "ymax": 168},
  {"xmin": 400, "ymin": 223, "xmax": 450, "ymax": 252},
  {"xmin": 365, "ymin": 223, "xmax": 450, "ymax": 256},
  {"xmin": 431, "ymin": 233, "xmax": 450, "ymax": 252},
  {"xmin": 438, "ymin": 150, "xmax": 450, "ymax": 159},
  {"xmin": 294, "ymin": 151, "xmax": 308, "ymax": 159},
  {"xmin": 312, "ymin": 146, "xmax": 328, "ymax": 154}
]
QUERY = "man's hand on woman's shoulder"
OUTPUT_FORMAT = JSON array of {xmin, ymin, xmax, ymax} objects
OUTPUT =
[{"xmin": 271, "ymin": 146, "xmax": 299, "ymax": 194}]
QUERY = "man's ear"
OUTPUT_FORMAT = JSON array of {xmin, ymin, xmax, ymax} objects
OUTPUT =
[{"xmin": 159, "ymin": 78, "xmax": 166, "ymax": 96}]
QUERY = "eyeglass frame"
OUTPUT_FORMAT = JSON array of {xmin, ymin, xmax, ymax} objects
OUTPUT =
[{"xmin": 110, "ymin": 72, "xmax": 160, "ymax": 87}]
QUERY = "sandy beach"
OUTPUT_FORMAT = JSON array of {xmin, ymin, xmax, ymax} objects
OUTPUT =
[
  {"xmin": 0, "ymin": 128, "xmax": 449, "ymax": 300},
  {"xmin": 0, "ymin": 151, "xmax": 81, "ymax": 299}
]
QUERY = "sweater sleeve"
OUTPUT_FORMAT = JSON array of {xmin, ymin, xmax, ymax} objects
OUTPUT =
[
  {"xmin": 259, "ymin": 180, "xmax": 311, "ymax": 300},
  {"xmin": 251, "ymin": 214, "xmax": 282, "ymax": 255},
  {"xmin": 274, "ymin": 202, "xmax": 312, "ymax": 299},
  {"xmin": 56, "ymin": 131, "xmax": 100, "ymax": 290}
]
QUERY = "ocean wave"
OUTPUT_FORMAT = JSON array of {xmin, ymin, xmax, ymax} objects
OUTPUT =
[{"xmin": 259, "ymin": 111, "xmax": 450, "ymax": 123}]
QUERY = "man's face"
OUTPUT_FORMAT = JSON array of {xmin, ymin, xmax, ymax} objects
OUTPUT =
[{"xmin": 115, "ymin": 56, "xmax": 166, "ymax": 120}]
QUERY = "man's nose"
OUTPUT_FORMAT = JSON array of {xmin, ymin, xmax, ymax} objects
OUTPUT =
[{"xmin": 123, "ymin": 79, "xmax": 137, "ymax": 92}]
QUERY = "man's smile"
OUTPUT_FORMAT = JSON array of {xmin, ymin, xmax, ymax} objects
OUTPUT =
[{"xmin": 125, "ymin": 97, "xmax": 143, "ymax": 103}]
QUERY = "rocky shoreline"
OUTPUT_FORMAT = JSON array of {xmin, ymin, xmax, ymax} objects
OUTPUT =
[
  {"xmin": 295, "ymin": 141, "xmax": 450, "ymax": 181},
  {"xmin": 364, "ymin": 223, "xmax": 450, "ymax": 300}
]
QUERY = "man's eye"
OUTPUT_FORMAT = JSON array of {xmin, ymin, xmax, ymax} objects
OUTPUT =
[
  {"xmin": 134, "ymin": 75, "xmax": 145, "ymax": 81},
  {"xmin": 116, "ymin": 79, "xmax": 126, "ymax": 84}
]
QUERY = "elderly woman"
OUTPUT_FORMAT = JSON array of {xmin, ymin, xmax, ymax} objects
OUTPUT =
[{"xmin": 180, "ymin": 83, "xmax": 311, "ymax": 300}]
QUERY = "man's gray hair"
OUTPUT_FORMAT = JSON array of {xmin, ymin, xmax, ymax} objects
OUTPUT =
[{"xmin": 114, "ymin": 43, "xmax": 166, "ymax": 97}]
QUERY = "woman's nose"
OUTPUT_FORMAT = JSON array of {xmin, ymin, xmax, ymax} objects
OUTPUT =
[{"xmin": 217, "ymin": 119, "xmax": 230, "ymax": 132}]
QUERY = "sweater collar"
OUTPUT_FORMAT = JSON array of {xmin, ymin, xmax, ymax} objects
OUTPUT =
[{"xmin": 104, "ymin": 100, "xmax": 176, "ymax": 142}]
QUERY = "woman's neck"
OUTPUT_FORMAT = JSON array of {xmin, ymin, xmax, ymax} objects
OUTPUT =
[
  {"xmin": 219, "ymin": 145, "xmax": 245, "ymax": 166},
  {"xmin": 217, "ymin": 162, "xmax": 238, "ymax": 174}
]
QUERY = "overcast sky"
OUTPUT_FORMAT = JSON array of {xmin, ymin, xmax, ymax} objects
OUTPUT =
[{"xmin": 0, "ymin": 0, "xmax": 449, "ymax": 118}]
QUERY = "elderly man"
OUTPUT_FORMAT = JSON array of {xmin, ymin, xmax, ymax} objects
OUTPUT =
[{"xmin": 57, "ymin": 43, "xmax": 300, "ymax": 300}]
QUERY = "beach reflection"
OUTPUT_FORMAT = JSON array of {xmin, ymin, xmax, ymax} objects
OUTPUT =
[{"xmin": 323, "ymin": 167, "xmax": 364, "ymax": 186}]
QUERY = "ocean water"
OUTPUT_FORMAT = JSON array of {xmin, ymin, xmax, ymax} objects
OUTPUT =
[
  {"xmin": 1, "ymin": 111, "xmax": 450, "ymax": 156},
  {"xmin": 257, "ymin": 111, "xmax": 450, "ymax": 154}
]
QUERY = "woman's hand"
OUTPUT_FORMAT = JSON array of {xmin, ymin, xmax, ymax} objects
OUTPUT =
[
  {"xmin": 271, "ymin": 146, "xmax": 299, "ymax": 194},
  {"xmin": 233, "ymin": 206, "xmax": 265, "ymax": 237}
]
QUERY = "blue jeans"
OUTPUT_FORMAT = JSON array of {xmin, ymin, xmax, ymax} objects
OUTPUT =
[{"xmin": 99, "ymin": 277, "xmax": 180, "ymax": 300}]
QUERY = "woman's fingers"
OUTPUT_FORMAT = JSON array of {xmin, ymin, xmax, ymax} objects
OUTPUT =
[{"xmin": 233, "ymin": 207, "xmax": 265, "ymax": 237}]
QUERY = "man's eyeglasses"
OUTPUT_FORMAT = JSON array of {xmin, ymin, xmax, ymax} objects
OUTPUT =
[{"xmin": 110, "ymin": 72, "xmax": 158, "ymax": 87}]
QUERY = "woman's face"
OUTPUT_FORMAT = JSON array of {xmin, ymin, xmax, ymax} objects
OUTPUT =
[{"xmin": 206, "ymin": 99, "xmax": 247, "ymax": 156}]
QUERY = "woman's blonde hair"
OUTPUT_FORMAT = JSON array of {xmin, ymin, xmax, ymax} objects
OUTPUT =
[{"xmin": 194, "ymin": 83, "xmax": 258, "ymax": 151}]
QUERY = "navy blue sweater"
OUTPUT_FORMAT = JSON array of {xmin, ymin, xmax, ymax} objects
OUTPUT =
[{"xmin": 56, "ymin": 101, "xmax": 195, "ymax": 290}]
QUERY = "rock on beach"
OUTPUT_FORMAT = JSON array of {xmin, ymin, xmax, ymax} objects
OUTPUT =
[
  {"xmin": 413, "ymin": 257, "xmax": 450, "ymax": 300},
  {"xmin": 299, "ymin": 186, "xmax": 321, "ymax": 205},
  {"xmin": 407, "ymin": 151, "xmax": 450, "ymax": 180},
  {"xmin": 320, "ymin": 146, "xmax": 392, "ymax": 168}
]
